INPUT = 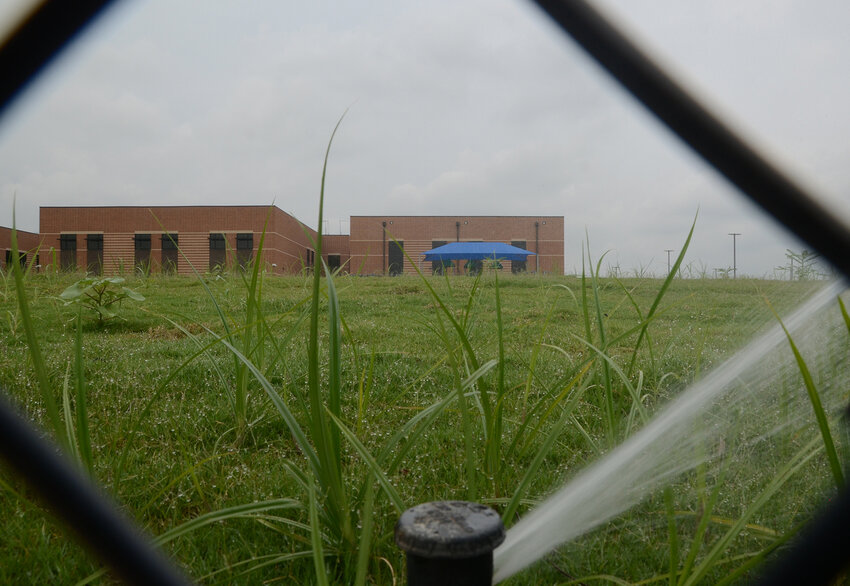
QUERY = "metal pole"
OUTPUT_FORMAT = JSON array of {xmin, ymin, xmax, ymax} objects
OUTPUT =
[
  {"xmin": 535, "ymin": 221, "xmax": 540, "ymax": 273},
  {"xmin": 729, "ymin": 233, "xmax": 740, "ymax": 278},
  {"xmin": 396, "ymin": 501, "xmax": 505, "ymax": 586},
  {"xmin": 665, "ymin": 249, "xmax": 673, "ymax": 276},
  {"xmin": 382, "ymin": 221, "xmax": 387, "ymax": 275}
]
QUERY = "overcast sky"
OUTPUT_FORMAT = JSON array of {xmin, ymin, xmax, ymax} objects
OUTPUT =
[{"xmin": 1, "ymin": 0, "xmax": 849, "ymax": 277}]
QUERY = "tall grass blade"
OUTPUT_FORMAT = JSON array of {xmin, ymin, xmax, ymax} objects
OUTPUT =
[
  {"xmin": 197, "ymin": 551, "xmax": 314, "ymax": 582},
  {"xmin": 571, "ymin": 334, "xmax": 649, "ymax": 425},
  {"xmin": 502, "ymin": 405, "xmax": 572, "ymax": 524},
  {"xmin": 326, "ymin": 262, "xmax": 343, "ymax": 461},
  {"xmin": 490, "ymin": 270, "xmax": 506, "ymax": 493},
  {"xmin": 580, "ymin": 243, "xmax": 592, "ymax": 343},
  {"xmin": 147, "ymin": 208, "xmax": 261, "ymax": 438},
  {"xmin": 769, "ymin": 300, "xmax": 845, "ymax": 490},
  {"xmin": 839, "ymin": 295, "xmax": 850, "ymax": 336},
  {"xmin": 677, "ymin": 463, "xmax": 728, "ymax": 584},
  {"xmin": 9, "ymin": 220, "xmax": 64, "ymax": 442},
  {"xmin": 510, "ymin": 360, "xmax": 593, "ymax": 459},
  {"xmin": 682, "ymin": 435, "xmax": 822, "ymax": 586},
  {"xmin": 77, "ymin": 499, "xmax": 302, "ymax": 585},
  {"xmin": 378, "ymin": 359, "xmax": 497, "ymax": 477},
  {"xmin": 306, "ymin": 113, "xmax": 351, "ymax": 544},
  {"xmin": 401, "ymin": 242, "xmax": 481, "ymax": 373},
  {"xmin": 217, "ymin": 335, "xmax": 321, "ymax": 479},
  {"xmin": 627, "ymin": 213, "xmax": 697, "ymax": 376},
  {"xmin": 327, "ymin": 410, "xmax": 405, "ymax": 513},
  {"xmin": 309, "ymin": 482, "xmax": 330, "ymax": 586},
  {"xmin": 663, "ymin": 486, "xmax": 679, "ymax": 586},
  {"xmin": 61, "ymin": 364, "xmax": 79, "ymax": 463},
  {"xmin": 233, "ymin": 208, "xmax": 273, "ymax": 440},
  {"xmin": 73, "ymin": 308, "xmax": 93, "ymax": 473},
  {"xmin": 354, "ymin": 480, "xmax": 376, "ymax": 586},
  {"xmin": 584, "ymin": 239, "xmax": 616, "ymax": 445},
  {"xmin": 434, "ymin": 306, "xmax": 478, "ymax": 500},
  {"xmin": 521, "ymin": 290, "xmax": 561, "ymax": 420},
  {"xmin": 155, "ymin": 498, "xmax": 302, "ymax": 547}
]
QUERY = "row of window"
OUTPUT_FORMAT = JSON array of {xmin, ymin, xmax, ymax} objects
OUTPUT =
[
  {"xmin": 3, "ymin": 250, "xmax": 35, "ymax": 270},
  {"xmin": 57, "ymin": 232, "xmax": 255, "ymax": 274}
]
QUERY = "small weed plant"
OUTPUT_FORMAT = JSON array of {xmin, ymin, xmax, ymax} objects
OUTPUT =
[{"xmin": 60, "ymin": 276, "xmax": 145, "ymax": 325}]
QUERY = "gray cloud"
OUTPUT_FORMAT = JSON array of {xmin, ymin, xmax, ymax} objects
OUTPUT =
[{"xmin": 1, "ymin": 0, "xmax": 848, "ymax": 277}]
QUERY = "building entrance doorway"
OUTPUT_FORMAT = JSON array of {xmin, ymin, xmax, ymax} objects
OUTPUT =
[{"xmin": 388, "ymin": 241, "xmax": 403, "ymax": 276}]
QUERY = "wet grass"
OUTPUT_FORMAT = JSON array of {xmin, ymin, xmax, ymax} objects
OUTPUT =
[{"xmin": 0, "ymin": 265, "xmax": 834, "ymax": 584}]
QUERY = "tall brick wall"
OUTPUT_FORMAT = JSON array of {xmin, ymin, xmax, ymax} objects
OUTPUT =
[
  {"xmin": 39, "ymin": 206, "xmax": 323, "ymax": 276},
  {"xmin": 0, "ymin": 227, "xmax": 43, "ymax": 270},
  {"xmin": 321, "ymin": 235, "xmax": 351, "ymax": 272},
  {"xmin": 33, "ymin": 208, "xmax": 562, "ymax": 276},
  {"xmin": 349, "ymin": 216, "xmax": 564, "ymax": 276}
]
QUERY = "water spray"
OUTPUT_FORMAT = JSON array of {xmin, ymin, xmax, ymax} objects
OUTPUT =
[{"xmin": 490, "ymin": 281, "xmax": 846, "ymax": 581}]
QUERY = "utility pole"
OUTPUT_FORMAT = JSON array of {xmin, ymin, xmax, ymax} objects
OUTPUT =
[
  {"xmin": 728, "ymin": 233, "xmax": 741, "ymax": 279},
  {"xmin": 382, "ymin": 221, "xmax": 387, "ymax": 275},
  {"xmin": 665, "ymin": 249, "xmax": 674, "ymax": 276}
]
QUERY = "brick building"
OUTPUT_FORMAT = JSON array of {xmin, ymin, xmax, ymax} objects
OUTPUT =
[
  {"xmin": 12, "ymin": 207, "xmax": 564, "ymax": 276},
  {"xmin": 38, "ymin": 206, "xmax": 350, "ymax": 276},
  {"xmin": 349, "ymin": 216, "xmax": 564, "ymax": 276},
  {"xmin": 1, "ymin": 226, "xmax": 42, "ymax": 271}
]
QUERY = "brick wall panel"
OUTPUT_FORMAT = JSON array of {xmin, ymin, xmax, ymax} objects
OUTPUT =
[{"xmin": 35, "ymin": 208, "xmax": 563, "ymax": 276}]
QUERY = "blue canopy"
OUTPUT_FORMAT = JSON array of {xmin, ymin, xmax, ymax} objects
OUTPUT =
[{"xmin": 422, "ymin": 242, "xmax": 536, "ymax": 262}]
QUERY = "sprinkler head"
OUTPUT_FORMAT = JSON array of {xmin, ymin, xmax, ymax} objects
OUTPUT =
[{"xmin": 395, "ymin": 501, "xmax": 505, "ymax": 586}]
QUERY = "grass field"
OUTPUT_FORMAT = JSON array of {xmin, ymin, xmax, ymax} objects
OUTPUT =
[{"xmin": 0, "ymin": 266, "xmax": 840, "ymax": 584}]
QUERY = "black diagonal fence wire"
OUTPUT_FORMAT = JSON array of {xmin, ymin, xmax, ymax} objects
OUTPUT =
[
  {"xmin": 531, "ymin": 0, "xmax": 850, "ymax": 283},
  {"xmin": 0, "ymin": 1, "xmax": 191, "ymax": 584},
  {"xmin": 0, "ymin": 0, "xmax": 848, "ymax": 583},
  {"xmin": 0, "ymin": 392, "xmax": 193, "ymax": 586},
  {"xmin": 0, "ymin": 0, "xmax": 117, "ymax": 120},
  {"xmin": 529, "ymin": 0, "xmax": 850, "ymax": 584}
]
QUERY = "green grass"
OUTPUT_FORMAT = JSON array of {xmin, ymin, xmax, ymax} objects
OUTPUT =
[{"xmin": 0, "ymin": 258, "xmax": 840, "ymax": 584}]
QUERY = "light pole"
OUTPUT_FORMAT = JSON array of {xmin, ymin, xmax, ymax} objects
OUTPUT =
[
  {"xmin": 665, "ymin": 249, "xmax": 674, "ymax": 276},
  {"xmin": 728, "ymin": 233, "xmax": 741, "ymax": 279}
]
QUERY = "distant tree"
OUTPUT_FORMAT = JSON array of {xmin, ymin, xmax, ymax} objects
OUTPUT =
[{"xmin": 785, "ymin": 249, "xmax": 820, "ymax": 280}]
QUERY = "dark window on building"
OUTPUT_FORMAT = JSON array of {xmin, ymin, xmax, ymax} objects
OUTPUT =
[
  {"xmin": 134, "ymin": 234, "xmax": 151, "ymax": 273},
  {"xmin": 388, "ymin": 240, "xmax": 404, "ymax": 276},
  {"xmin": 209, "ymin": 233, "xmax": 226, "ymax": 271},
  {"xmin": 60, "ymin": 234, "xmax": 76, "ymax": 271},
  {"xmin": 86, "ymin": 234, "xmax": 103, "ymax": 275},
  {"xmin": 511, "ymin": 240, "xmax": 527, "ymax": 273},
  {"xmin": 431, "ymin": 240, "xmax": 448, "ymax": 275},
  {"xmin": 236, "ymin": 233, "xmax": 253, "ymax": 269},
  {"xmin": 304, "ymin": 248, "xmax": 314, "ymax": 271},
  {"xmin": 161, "ymin": 233, "xmax": 178, "ymax": 274},
  {"xmin": 327, "ymin": 254, "xmax": 341, "ymax": 274},
  {"xmin": 4, "ymin": 250, "xmax": 26, "ymax": 270}
]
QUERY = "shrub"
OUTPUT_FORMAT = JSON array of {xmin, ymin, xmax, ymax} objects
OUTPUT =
[{"xmin": 60, "ymin": 276, "xmax": 145, "ymax": 325}]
